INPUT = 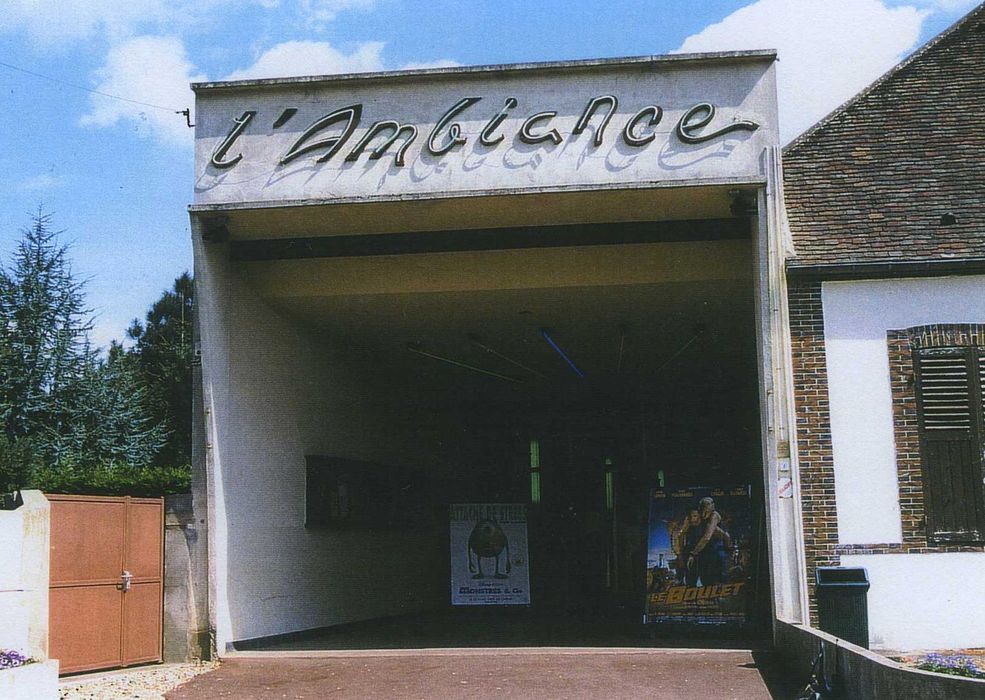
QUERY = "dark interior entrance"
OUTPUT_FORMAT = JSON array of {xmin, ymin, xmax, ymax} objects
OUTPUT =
[{"xmin": 246, "ymin": 219, "xmax": 768, "ymax": 649}]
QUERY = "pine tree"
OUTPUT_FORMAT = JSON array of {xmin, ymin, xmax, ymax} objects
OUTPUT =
[
  {"xmin": 126, "ymin": 272, "xmax": 194, "ymax": 467},
  {"xmin": 53, "ymin": 351, "xmax": 167, "ymax": 468},
  {"xmin": 0, "ymin": 209, "xmax": 170, "ymax": 494},
  {"xmin": 0, "ymin": 209, "xmax": 92, "ymax": 442}
]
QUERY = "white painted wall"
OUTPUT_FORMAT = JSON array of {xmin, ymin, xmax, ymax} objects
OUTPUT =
[
  {"xmin": 822, "ymin": 276, "xmax": 985, "ymax": 545},
  {"xmin": 0, "ymin": 491, "xmax": 50, "ymax": 660},
  {"xmin": 841, "ymin": 553, "xmax": 985, "ymax": 650},
  {"xmin": 823, "ymin": 277, "xmax": 985, "ymax": 651},
  {"xmin": 195, "ymin": 238, "xmax": 459, "ymax": 648}
]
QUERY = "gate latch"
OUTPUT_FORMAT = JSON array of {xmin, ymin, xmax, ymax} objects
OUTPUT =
[{"xmin": 120, "ymin": 570, "xmax": 132, "ymax": 592}]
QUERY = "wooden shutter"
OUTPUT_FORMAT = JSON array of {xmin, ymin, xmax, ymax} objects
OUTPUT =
[{"xmin": 914, "ymin": 348, "xmax": 985, "ymax": 543}]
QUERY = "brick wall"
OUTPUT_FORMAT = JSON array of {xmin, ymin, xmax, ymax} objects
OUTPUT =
[{"xmin": 788, "ymin": 281, "xmax": 837, "ymax": 622}]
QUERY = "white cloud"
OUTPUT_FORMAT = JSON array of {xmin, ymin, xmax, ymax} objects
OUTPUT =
[
  {"xmin": 17, "ymin": 173, "xmax": 63, "ymax": 193},
  {"xmin": 400, "ymin": 59, "xmax": 463, "ymax": 71},
  {"xmin": 0, "ymin": 0, "xmax": 290, "ymax": 47},
  {"xmin": 676, "ymin": 0, "xmax": 928, "ymax": 143},
  {"xmin": 79, "ymin": 36, "xmax": 203, "ymax": 149},
  {"xmin": 222, "ymin": 40, "xmax": 386, "ymax": 80},
  {"xmin": 0, "ymin": 0, "xmax": 171, "ymax": 45},
  {"xmin": 77, "ymin": 35, "xmax": 461, "ymax": 148}
]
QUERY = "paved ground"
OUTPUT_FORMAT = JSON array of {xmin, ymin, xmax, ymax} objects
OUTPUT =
[
  {"xmin": 60, "ymin": 663, "xmax": 217, "ymax": 699},
  {"xmin": 231, "ymin": 608, "xmax": 768, "ymax": 651},
  {"xmin": 166, "ymin": 648, "xmax": 803, "ymax": 699}
]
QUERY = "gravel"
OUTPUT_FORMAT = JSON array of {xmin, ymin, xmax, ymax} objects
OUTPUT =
[{"xmin": 60, "ymin": 662, "xmax": 218, "ymax": 699}]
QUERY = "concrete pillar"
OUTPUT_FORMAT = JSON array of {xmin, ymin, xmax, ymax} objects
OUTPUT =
[
  {"xmin": 163, "ymin": 494, "xmax": 211, "ymax": 661},
  {"xmin": 755, "ymin": 146, "xmax": 809, "ymax": 628},
  {"xmin": 0, "ymin": 490, "xmax": 50, "ymax": 660},
  {"xmin": 162, "ymin": 230, "xmax": 214, "ymax": 662}
]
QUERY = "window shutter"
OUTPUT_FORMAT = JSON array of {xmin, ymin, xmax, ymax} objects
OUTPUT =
[
  {"xmin": 914, "ymin": 348, "xmax": 985, "ymax": 543},
  {"xmin": 980, "ymin": 348, "xmax": 985, "ymax": 418}
]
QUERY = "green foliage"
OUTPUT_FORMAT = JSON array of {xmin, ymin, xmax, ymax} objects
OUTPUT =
[
  {"xmin": 29, "ymin": 462, "xmax": 191, "ymax": 498},
  {"xmin": 0, "ymin": 434, "xmax": 41, "ymax": 495},
  {"xmin": 52, "ymin": 352, "xmax": 168, "ymax": 467},
  {"xmin": 0, "ymin": 209, "xmax": 92, "ymax": 444},
  {"xmin": 126, "ymin": 272, "xmax": 193, "ymax": 467},
  {"xmin": 0, "ymin": 209, "xmax": 186, "ymax": 499}
]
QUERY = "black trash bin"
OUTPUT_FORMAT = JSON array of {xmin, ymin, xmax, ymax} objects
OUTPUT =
[{"xmin": 815, "ymin": 567, "xmax": 870, "ymax": 648}]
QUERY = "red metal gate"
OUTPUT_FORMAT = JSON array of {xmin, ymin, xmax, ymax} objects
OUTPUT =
[{"xmin": 48, "ymin": 495, "xmax": 164, "ymax": 675}]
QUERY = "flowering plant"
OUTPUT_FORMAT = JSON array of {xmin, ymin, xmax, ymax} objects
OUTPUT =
[
  {"xmin": 916, "ymin": 653, "xmax": 985, "ymax": 679},
  {"xmin": 0, "ymin": 649, "xmax": 34, "ymax": 669}
]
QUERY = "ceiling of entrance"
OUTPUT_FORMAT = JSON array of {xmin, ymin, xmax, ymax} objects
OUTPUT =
[
  {"xmin": 239, "ymin": 238, "xmax": 758, "ymax": 411},
  {"xmin": 205, "ymin": 183, "xmax": 745, "ymax": 240}
]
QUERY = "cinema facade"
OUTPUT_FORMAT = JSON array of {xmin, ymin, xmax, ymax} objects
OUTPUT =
[{"xmin": 189, "ymin": 50, "xmax": 809, "ymax": 653}]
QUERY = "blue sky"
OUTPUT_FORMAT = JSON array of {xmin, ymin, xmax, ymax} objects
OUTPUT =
[{"xmin": 0, "ymin": 0, "xmax": 978, "ymax": 349}]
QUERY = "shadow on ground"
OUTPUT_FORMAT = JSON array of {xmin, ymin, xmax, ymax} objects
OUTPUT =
[{"xmin": 235, "ymin": 608, "xmax": 771, "ymax": 652}]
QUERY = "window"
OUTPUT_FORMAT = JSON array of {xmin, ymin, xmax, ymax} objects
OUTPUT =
[
  {"xmin": 914, "ymin": 347, "xmax": 985, "ymax": 543},
  {"xmin": 304, "ymin": 455, "xmax": 431, "ymax": 529}
]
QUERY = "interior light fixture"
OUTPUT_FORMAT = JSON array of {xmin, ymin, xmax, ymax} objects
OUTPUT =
[
  {"xmin": 468, "ymin": 333, "xmax": 548, "ymax": 379},
  {"xmin": 405, "ymin": 343, "xmax": 522, "ymax": 383},
  {"xmin": 617, "ymin": 324, "xmax": 628, "ymax": 373},
  {"xmin": 654, "ymin": 324, "xmax": 707, "ymax": 373},
  {"xmin": 541, "ymin": 328, "xmax": 585, "ymax": 378},
  {"xmin": 604, "ymin": 469, "xmax": 615, "ymax": 511}
]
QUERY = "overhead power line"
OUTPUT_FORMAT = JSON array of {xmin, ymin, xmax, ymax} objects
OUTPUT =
[{"xmin": 0, "ymin": 59, "xmax": 188, "ymax": 116}]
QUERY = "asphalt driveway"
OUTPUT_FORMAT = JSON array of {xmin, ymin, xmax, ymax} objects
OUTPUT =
[{"xmin": 165, "ymin": 648, "xmax": 802, "ymax": 699}]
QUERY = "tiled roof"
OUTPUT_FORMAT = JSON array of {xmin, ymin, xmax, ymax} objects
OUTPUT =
[{"xmin": 783, "ymin": 3, "xmax": 985, "ymax": 268}]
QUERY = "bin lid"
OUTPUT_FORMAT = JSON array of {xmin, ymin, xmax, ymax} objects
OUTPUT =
[{"xmin": 816, "ymin": 566, "xmax": 869, "ymax": 587}]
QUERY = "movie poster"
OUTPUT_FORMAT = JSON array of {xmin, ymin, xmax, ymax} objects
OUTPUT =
[
  {"xmin": 645, "ymin": 486, "xmax": 753, "ymax": 626},
  {"xmin": 450, "ymin": 503, "xmax": 531, "ymax": 606}
]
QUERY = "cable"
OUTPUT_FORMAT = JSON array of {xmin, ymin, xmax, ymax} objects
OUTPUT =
[{"xmin": 0, "ymin": 59, "xmax": 182, "ymax": 113}]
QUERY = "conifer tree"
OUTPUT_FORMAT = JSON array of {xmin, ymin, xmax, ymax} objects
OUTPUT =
[
  {"xmin": 0, "ymin": 208, "xmax": 170, "ymax": 494},
  {"xmin": 126, "ymin": 272, "xmax": 193, "ymax": 467},
  {"xmin": 0, "ymin": 208, "xmax": 92, "ymax": 444}
]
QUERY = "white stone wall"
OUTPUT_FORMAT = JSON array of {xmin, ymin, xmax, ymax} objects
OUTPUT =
[
  {"xmin": 0, "ymin": 491, "xmax": 50, "ymax": 660},
  {"xmin": 196, "ymin": 237, "xmax": 453, "ymax": 648},
  {"xmin": 841, "ymin": 553, "xmax": 985, "ymax": 650},
  {"xmin": 822, "ymin": 276, "xmax": 985, "ymax": 650}
]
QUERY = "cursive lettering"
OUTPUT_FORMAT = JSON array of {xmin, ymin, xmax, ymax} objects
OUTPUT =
[
  {"xmin": 622, "ymin": 106, "xmax": 663, "ymax": 147},
  {"xmin": 676, "ymin": 102, "xmax": 759, "ymax": 144},
  {"xmin": 345, "ymin": 120, "xmax": 418, "ymax": 167},
  {"xmin": 573, "ymin": 95, "xmax": 618, "ymax": 147},
  {"xmin": 211, "ymin": 110, "xmax": 256, "ymax": 169},
  {"xmin": 480, "ymin": 97, "xmax": 518, "ymax": 147},
  {"xmin": 212, "ymin": 96, "xmax": 761, "ymax": 171},
  {"xmin": 281, "ymin": 105, "xmax": 363, "ymax": 164},
  {"xmin": 427, "ymin": 97, "xmax": 482, "ymax": 156},
  {"xmin": 519, "ymin": 111, "xmax": 562, "ymax": 146}
]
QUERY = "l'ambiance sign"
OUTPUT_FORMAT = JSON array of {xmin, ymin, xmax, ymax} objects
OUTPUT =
[
  {"xmin": 193, "ymin": 60, "xmax": 777, "ymax": 204},
  {"xmin": 210, "ymin": 96, "xmax": 760, "ymax": 170}
]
